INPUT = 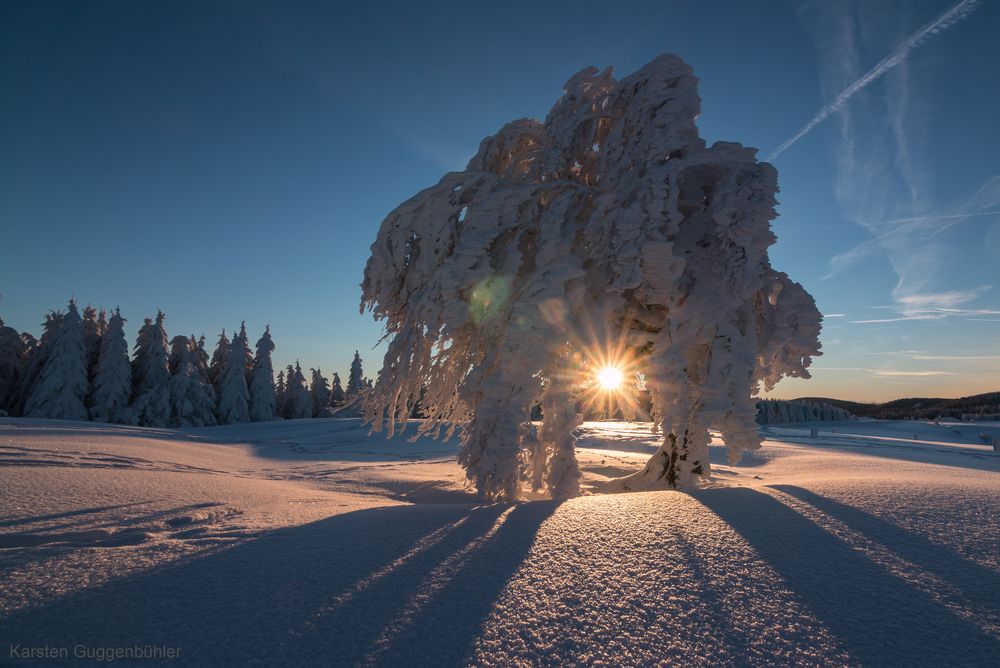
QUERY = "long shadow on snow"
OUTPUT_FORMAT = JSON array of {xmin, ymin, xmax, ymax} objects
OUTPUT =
[
  {"xmin": 0, "ymin": 503, "xmax": 227, "ymax": 561},
  {"xmin": 0, "ymin": 501, "xmax": 558, "ymax": 667},
  {"xmin": 193, "ymin": 418, "xmax": 462, "ymax": 465},
  {"xmin": 0, "ymin": 418, "xmax": 457, "ymax": 466},
  {"xmin": 698, "ymin": 487, "xmax": 1000, "ymax": 667},
  {"xmin": 0, "ymin": 419, "xmax": 196, "ymax": 442},
  {"xmin": 770, "ymin": 484, "xmax": 1000, "ymax": 616}
]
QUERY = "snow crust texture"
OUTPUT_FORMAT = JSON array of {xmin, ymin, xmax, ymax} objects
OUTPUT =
[
  {"xmin": 1, "ymin": 419, "xmax": 998, "ymax": 666},
  {"xmin": 362, "ymin": 54, "xmax": 822, "ymax": 499}
]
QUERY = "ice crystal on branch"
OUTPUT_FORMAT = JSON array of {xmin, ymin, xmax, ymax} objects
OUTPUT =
[{"xmin": 361, "ymin": 54, "xmax": 822, "ymax": 500}]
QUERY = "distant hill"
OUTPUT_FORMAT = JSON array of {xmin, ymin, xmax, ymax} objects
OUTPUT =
[{"xmin": 793, "ymin": 392, "xmax": 1000, "ymax": 421}]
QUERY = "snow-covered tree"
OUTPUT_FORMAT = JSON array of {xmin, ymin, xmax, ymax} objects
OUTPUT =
[
  {"xmin": 309, "ymin": 368, "xmax": 331, "ymax": 417},
  {"xmin": 208, "ymin": 330, "xmax": 229, "ymax": 395},
  {"xmin": 347, "ymin": 351, "xmax": 365, "ymax": 396},
  {"xmin": 275, "ymin": 369, "xmax": 287, "ymax": 415},
  {"xmin": 89, "ymin": 308, "xmax": 134, "ymax": 423},
  {"xmin": 12, "ymin": 312, "xmax": 63, "ymax": 416},
  {"xmin": 193, "ymin": 335, "xmax": 210, "ymax": 374},
  {"xmin": 408, "ymin": 384, "xmax": 429, "ymax": 419},
  {"xmin": 248, "ymin": 326, "xmax": 277, "ymax": 422},
  {"xmin": 168, "ymin": 335, "xmax": 217, "ymax": 427},
  {"xmin": 236, "ymin": 321, "xmax": 254, "ymax": 384},
  {"xmin": 168, "ymin": 334, "xmax": 188, "ymax": 376},
  {"xmin": 277, "ymin": 364, "xmax": 294, "ymax": 418},
  {"xmin": 283, "ymin": 361, "xmax": 310, "ymax": 420},
  {"xmin": 360, "ymin": 54, "xmax": 822, "ymax": 500},
  {"xmin": 24, "ymin": 301, "xmax": 89, "ymax": 420},
  {"xmin": 0, "ymin": 315, "xmax": 26, "ymax": 413},
  {"xmin": 330, "ymin": 372, "xmax": 345, "ymax": 407},
  {"xmin": 81, "ymin": 305, "xmax": 105, "ymax": 387},
  {"xmin": 537, "ymin": 357, "xmax": 583, "ymax": 497},
  {"xmin": 216, "ymin": 331, "xmax": 250, "ymax": 425},
  {"xmin": 131, "ymin": 311, "xmax": 171, "ymax": 427},
  {"xmin": 755, "ymin": 399, "xmax": 852, "ymax": 425}
]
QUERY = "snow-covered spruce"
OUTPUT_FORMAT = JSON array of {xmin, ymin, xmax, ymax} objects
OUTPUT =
[
  {"xmin": 756, "ymin": 398, "xmax": 853, "ymax": 425},
  {"xmin": 330, "ymin": 372, "xmax": 345, "ymax": 408},
  {"xmin": 275, "ymin": 369, "xmax": 287, "ymax": 413},
  {"xmin": 361, "ymin": 54, "xmax": 822, "ymax": 500},
  {"xmin": 208, "ymin": 329, "xmax": 230, "ymax": 396},
  {"xmin": 237, "ymin": 321, "xmax": 255, "ymax": 385},
  {"xmin": 11, "ymin": 312, "xmax": 63, "ymax": 416},
  {"xmin": 0, "ymin": 315, "xmax": 26, "ymax": 414},
  {"xmin": 89, "ymin": 308, "xmax": 134, "ymax": 424},
  {"xmin": 347, "ymin": 351, "xmax": 365, "ymax": 397},
  {"xmin": 24, "ymin": 301, "xmax": 89, "ymax": 420},
  {"xmin": 279, "ymin": 362, "xmax": 310, "ymax": 420},
  {"xmin": 309, "ymin": 368, "xmax": 332, "ymax": 418},
  {"xmin": 81, "ymin": 305, "xmax": 106, "ymax": 391},
  {"xmin": 167, "ymin": 335, "xmax": 218, "ymax": 427},
  {"xmin": 277, "ymin": 364, "xmax": 294, "ymax": 418},
  {"xmin": 130, "ymin": 311, "xmax": 171, "ymax": 427},
  {"xmin": 193, "ymin": 335, "xmax": 211, "ymax": 378},
  {"xmin": 216, "ymin": 327, "xmax": 251, "ymax": 424},
  {"xmin": 248, "ymin": 326, "xmax": 277, "ymax": 422}
]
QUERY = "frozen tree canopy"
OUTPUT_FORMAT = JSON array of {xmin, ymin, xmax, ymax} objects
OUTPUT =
[{"xmin": 361, "ymin": 54, "xmax": 822, "ymax": 500}]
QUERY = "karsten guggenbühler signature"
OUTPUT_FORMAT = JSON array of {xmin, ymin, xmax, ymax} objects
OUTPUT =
[{"xmin": 9, "ymin": 643, "xmax": 183, "ymax": 661}]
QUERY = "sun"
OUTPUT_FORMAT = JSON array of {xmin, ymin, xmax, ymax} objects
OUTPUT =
[{"xmin": 596, "ymin": 365, "xmax": 624, "ymax": 391}]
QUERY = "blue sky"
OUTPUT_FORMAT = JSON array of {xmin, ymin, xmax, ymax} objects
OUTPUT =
[{"xmin": 1, "ymin": 0, "xmax": 997, "ymax": 401}]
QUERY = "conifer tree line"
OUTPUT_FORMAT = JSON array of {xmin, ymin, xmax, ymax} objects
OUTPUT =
[
  {"xmin": 0, "ymin": 300, "xmax": 370, "ymax": 426},
  {"xmin": 755, "ymin": 399, "xmax": 853, "ymax": 425}
]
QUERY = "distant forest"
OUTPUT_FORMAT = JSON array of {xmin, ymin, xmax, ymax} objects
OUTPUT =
[
  {"xmin": 795, "ymin": 393, "xmax": 1000, "ymax": 421},
  {"xmin": 0, "ymin": 300, "xmax": 370, "ymax": 427}
]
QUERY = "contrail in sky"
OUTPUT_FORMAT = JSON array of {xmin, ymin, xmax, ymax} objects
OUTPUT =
[{"xmin": 768, "ymin": 0, "xmax": 980, "ymax": 161}]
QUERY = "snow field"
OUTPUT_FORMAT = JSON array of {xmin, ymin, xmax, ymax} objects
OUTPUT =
[{"xmin": 1, "ymin": 417, "xmax": 998, "ymax": 666}]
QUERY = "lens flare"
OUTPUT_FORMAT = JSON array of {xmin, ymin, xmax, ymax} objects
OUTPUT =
[
  {"xmin": 572, "ymin": 325, "xmax": 645, "ymax": 420},
  {"xmin": 596, "ymin": 366, "xmax": 624, "ymax": 391},
  {"xmin": 532, "ymin": 303, "xmax": 647, "ymax": 421}
]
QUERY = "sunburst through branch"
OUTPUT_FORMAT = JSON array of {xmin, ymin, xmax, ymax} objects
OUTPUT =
[
  {"xmin": 570, "ymin": 325, "xmax": 645, "ymax": 421},
  {"xmin": 596, "ymin": 366, "xmax": 624, "ymax": 391}
]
